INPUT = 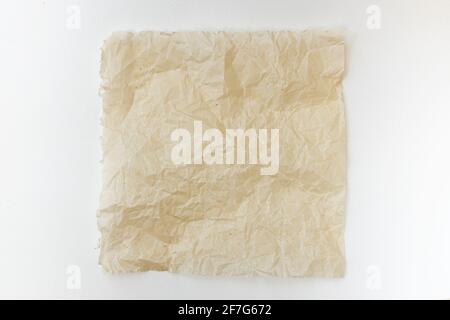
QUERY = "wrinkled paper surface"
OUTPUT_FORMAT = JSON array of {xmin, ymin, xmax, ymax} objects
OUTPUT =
[{"xmin": 98, "ymin": 30, "xmax": 346, "ymax": 276}]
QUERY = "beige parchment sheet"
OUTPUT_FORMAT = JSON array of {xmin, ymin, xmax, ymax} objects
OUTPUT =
[{"xmin": 98, "ymin": 30, "xmax": 346, "ymax": 277}]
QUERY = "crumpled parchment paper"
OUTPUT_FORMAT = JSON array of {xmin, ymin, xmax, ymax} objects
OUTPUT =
[{"xmin": 98, "ymin": 30, "xmax": 346, "ymax": 277}]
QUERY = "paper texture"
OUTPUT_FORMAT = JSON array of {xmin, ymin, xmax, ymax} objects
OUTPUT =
[{"xmin": 98, "ymin": 30, "xmax": 346, "ymax": 277}]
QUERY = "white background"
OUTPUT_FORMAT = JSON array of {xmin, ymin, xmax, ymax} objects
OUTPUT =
[{"xmin": 1, "ymin": 0, "xmax": 449, "ymax": 299}]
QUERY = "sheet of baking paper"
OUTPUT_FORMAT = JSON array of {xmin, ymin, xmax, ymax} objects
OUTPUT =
[{"xmin": 98, "ymin": 30, "xmax": 346, "ymax": 277}]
